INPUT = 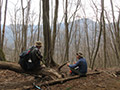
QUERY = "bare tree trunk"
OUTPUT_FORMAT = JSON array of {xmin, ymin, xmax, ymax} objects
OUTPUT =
[
  {"xmin": 42, "ymin": 0, "xmax": 57, "ymax": 67},
  {"xmin": 117, "ymin": 12, "xmax": 120, "ymax": 56},
  {"xmin": 90, "ymin": 21, "xmax": 97, "ymax": 67},
  {"xmin": 84, "ymin": 18, "xmax": 91, "ymax": 67},
  {"xmin": 64, "ymin": 0, "xmax": 80, "ymax": 63},
  {"xmin": 29, "ymin": 24, "xmax": 33, "ymax": 46},
  {"xmin": 51, "ymin": 0, "xmax": 59, "ymax": 57},
  {"xmin": 0, "ymin": 0, "xmax": 2, "ymax": 49},
  {"xmin": 74, "ymin": 22, "xmax": 81, "ymax": 53},
  {"xmin": 102, "ymin": 0, "xmax": 107, "ymax": 68},
  {"xmin": 105, "ymin": 13, "xmax": 120, "ymax": 64},
  {"xmin": 37, "ymin": 0, "xmax": 41, "ymax": 41},
  {"xmin": 110, "ymin": 0, "xmax": 120, "ymax": 65},
  {"xmin": 8, "ymin": 3, "xmax": 21, "ymax": 62},
  {"xmin": 50, "ymin": 0, "xmax": 53, "ymax": 27},
  {"xmin": 24, "ymin": 0, "xmax": 31, "ymax": 50},
  {"xmin": 64, "ymin": 0, "xmax": 69, "ymax": 62},
  {"xmin": 90, "ymin": 0, "xmax": 99, "ymax": 68},
  {"xmin": 21, "ymin": 0, "xmax": 31, "ymax": 51},
  {"xmin": 1, "ymin": 0, "xmax": 8, "ymax": 49},
  {"xmin": 110, "ymin": 0, "xmax": 117, "ymax": 34},
  {"xmin": 91, "ymin": 0, "xmax": 104, "ymax": 69},
  {"xmin": 14, "ymin": 10, "xmax": 18, "ymax": 61},
  {"xmin": 0, "ymin": 0, "xmax": 6, "ymax": 61},
  {"xmin": 21, "ymin": 0, "xmax": 25, "ymax": 52}
]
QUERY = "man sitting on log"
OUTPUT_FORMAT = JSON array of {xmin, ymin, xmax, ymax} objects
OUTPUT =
[
  {"xmin": 67, "ymin": 51, "xmax": 87, "ymax": 77},
  {"xmin": 19, "ymin": 41, "xmax": 43, "ymax": 71}
]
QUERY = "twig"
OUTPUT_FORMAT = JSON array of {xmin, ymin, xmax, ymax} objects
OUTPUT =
[{"xmin": 58, "ymin": 62, "xmax": 67, "ymax": 72}]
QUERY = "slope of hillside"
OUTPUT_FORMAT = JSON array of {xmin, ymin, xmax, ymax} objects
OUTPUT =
[{"xmin": 0, "ymin": 68, "xmax": 120, "ymax": 90}]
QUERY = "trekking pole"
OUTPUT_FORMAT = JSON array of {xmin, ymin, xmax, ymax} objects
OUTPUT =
[{"xmin": 33, "ymin": 83, "xmax": 42, "ymax": 90}]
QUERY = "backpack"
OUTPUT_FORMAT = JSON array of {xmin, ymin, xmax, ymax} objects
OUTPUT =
[
  {"xmin": 18, "ymin": 46, "xmax": 35, "ymax": 71},
  {"xmin": 19, "ymin": 46, "xmax": 35, "ymax": 58}
]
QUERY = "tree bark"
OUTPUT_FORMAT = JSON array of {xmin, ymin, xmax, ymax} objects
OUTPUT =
[
  {"xmin": 91, "ymin": 0, "xmax": 104, "ymax": 69},
  {"xmin": 0, "ymin": 61, "xmax": 62, "ymax": 79},
  {"xmin": 42, "ymin": 0, "xmax": 57, "ymax": 67},
  {"xmin": 110, "ymin": 0, "xmax": 120, "ymax": 64},
  {"xmin": 64, "ymin": 0, "xmax": 69, "ymax": 62},
  {"xmin": 102, "ymin": 0, "xmax": 107, "ymax": 68},
  {"xmin": 0, "ymin": 0, "xmax": 7, "ymax": 61},
  {"xmin": 1, "ymin": 0, "xmax": 8, "ymax": 49},
  {"xmin": 0, "ymin": 48, "xmax": 6, "ymax": 61},
  {"xmin": 51, "ymin": 0, "xmax": 59, "ymax": 57},
  {"xmin": 24, "ymin": 0, "xmax": 31, "ymax": 50},
  {"xmin": 0, "ymin": 0, "xmax": 2, "ymax": 49},
  {"xmin": 84, "ymin": 18, "xmax": 91, "ymax": 67},
  {"xmin": 21, "ymin": 0, "xmax": 25, "ymax": 52},
  {"xmin": 37, "ymin": 0, "xmax": 41, "ymax": 41},
  {"xmin": 21, "ymin": 0, "xmax": 31, "ymax": 51}
]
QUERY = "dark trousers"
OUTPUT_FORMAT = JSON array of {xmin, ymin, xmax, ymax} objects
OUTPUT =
[
  {"xmin": 19, "ymin": 58, "xmax": 40, "ymax": 71},
  {"xmin": 70, "ymin": 68, "xmax": 86, "ymax": 77}
]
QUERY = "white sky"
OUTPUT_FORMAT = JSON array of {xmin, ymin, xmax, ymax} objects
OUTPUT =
[{"xmin": 1, "ymin": 0, "xmax": 120, "ymax": 25}]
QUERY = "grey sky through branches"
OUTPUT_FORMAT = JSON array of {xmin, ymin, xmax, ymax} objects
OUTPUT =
[{"xmin": 1, "ymin": 0, "xmax": 120, "ymax": 25}]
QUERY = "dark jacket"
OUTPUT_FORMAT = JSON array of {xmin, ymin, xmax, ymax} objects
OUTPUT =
[
  {"xmin": 69, "ymin": 58, "xmax": 87, "ymax": 74},
  {"xmin": 19, "ymin": 46, "xmax": 42, "ymax": 71}
]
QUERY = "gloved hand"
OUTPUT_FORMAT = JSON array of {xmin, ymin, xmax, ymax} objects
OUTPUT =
[
  {"xmin": 28, "ymin": 59, "xmax": 32, "ymax": 63},
  {"xmin": 73, "ymin": 61, "xmax": 76, "ymax": 64},
  {"xmin": 67, "ymin": 63, "xmax": 70, "ymax": 66}
]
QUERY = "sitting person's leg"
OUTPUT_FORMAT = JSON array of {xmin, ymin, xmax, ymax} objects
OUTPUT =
[
  {"xmin": 70, "ymin": 68, "xmax": 87, "ymax": 77},
  {"xmin": 70, "ymin": 68, "xmax": 81, "ymax": 75}
]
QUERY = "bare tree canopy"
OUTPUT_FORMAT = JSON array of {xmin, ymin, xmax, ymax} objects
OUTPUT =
[{"xmin": 0, "ymin": 0, "xmax": 120, "ymax": 76}]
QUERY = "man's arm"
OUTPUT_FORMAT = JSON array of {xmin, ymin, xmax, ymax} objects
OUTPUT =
[{"xmin": 68, "ymin": 60, "xmax": 81, "ymax": 68}]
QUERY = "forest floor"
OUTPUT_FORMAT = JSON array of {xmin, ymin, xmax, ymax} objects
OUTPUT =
[{"xmin": 0, "ymin": 67, "xmax": 120, "ymax": 90}]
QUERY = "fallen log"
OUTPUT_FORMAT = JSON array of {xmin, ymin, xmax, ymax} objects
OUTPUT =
[
  {"xmin": 38, "ymin": 71, "xmax": 101, "ymax": 87},
  {"xmin": 0, "ymin": 79, "xmax": 34, "ymax": 89},
  {"xmin": 0, "ymin": 61, "xmax": 62, "ymax": 79},
  {"xmin": 0, "ymin": 61, "xmax": 23, "ymax": 73}
]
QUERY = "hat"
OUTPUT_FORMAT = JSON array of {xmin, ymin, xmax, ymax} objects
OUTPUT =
[
  {"xmin": 35, "ymin": 41, "xmax": 42, "ymax": 47},
  {"xmin": 76, "ymin": 51, "xmax": 83, "ymax": 57}
]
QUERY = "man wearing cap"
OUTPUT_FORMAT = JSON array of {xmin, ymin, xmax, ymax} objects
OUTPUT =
[
  {"xmin": 35, "ymin": 41, "xmax": 42, "ymax": 49},
  {"xmin": 29, "ymin": 41, "xmax": 43, "ymax": 69},
  {"xmin": 19, "ymin": 41, "xmax": 43, "ymax": 71},
  {"xmin": 67, "ymin": 52, "xmax": 87, "ymax": 76}
]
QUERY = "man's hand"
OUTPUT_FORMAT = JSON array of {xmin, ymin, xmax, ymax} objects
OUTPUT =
[
  {"xmin": 67, "ymin": 63, "xmax": 70, "ymax": 66},
  {"xmin": 28, "ymin": 59, "xmax": 32, "ymax": 63},
  {"xmin": 73, "ymin": 61, "xmax": 76, "ymax": 64}
]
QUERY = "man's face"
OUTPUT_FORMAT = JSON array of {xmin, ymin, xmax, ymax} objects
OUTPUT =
[
  {"xmin": 37, "ymin": 46, "xmax": 41, "ymax": 49},
  {"xmin": 76, "ymin": 55, "xmax": 80, "ymax": 59}
]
